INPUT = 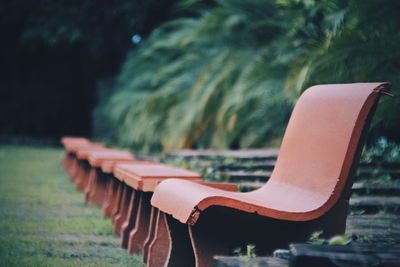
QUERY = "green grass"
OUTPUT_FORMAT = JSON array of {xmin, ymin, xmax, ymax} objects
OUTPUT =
[{"xmin": 0, "ymin": 145, "xmax": 144, "ymax": 266}]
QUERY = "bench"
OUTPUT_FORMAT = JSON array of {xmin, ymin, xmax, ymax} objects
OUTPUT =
[
  {"xmin": 149, "ymin": 82, "xmax": 391, "ymax": 267},
  {"xmin": 72, "ymin": 145, "xmax": 113, "ymax": 191},
  {"xmin": 100, "ymin": 160, "xmax": 156, "ymax": 218},
  {"xmin": 63, "ymin": 141, "xmax": 106, "ymax": 185},
  {"xmin": 84, "ymin": 150, "xmax": 137, "ymax": 205},
  {"xmin": 112, "ymin": 164, "xmax": 202, "ymax": 248},
  {"xmin": 112, "ymin": 163, "xmax": 237, "ymax": 265},
  {"xmin": 61, "ymin": 137, "xmax": 89, "ymax": 175}
]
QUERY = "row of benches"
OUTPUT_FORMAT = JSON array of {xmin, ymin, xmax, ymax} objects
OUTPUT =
[
  {"xmin": 61, "ymin": 82, "xmax": 392, "ymax": 267},
  {"xmin": 62, "ymin": 137, "xmax": 237, "ymax": 266}
]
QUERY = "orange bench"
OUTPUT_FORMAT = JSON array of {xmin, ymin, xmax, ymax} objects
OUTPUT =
[
  {"xmin": 112, "ymin": 163, "xmax": 237, "ymax": 265},
  {"xmin": 150, "ymin": 83, "xmax": 391, "ymax": 267},
  {"xmin": 100, "ymin": 159, "xmax": 155, "ymax": 218},
  {"xmin": 84, "ymin": 150, "xmax": 137, "ymax": 206},
  {"xmin": 62, "ymin": 140, "xmax": 107, "ymax": 184},
  {"xmin": 60, "ymin": 138, "xmax": 173, "ymax": 232},
  {"xmin": 112, "ymin": 164, "xmax": 202, "ymax": 248},
  {"xmin": 61, "ymin": 137, "xmax": 90, "ymax": 176},
  {"xmin": 72, "ymin": 145, "xmax": 112, "ymax": 191}
]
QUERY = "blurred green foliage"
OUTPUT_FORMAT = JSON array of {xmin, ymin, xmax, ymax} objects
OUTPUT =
[
  {"xmin": 97, "ymin": 0, "xmax": 399, "ymax": 151},
  {"xmin": 362, "ymin": 137, "xmax": 400, "ymax": 163}
]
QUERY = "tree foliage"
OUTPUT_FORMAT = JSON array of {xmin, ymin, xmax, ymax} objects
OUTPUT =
[{"xmin": 100, "ymin": 0, "xmax": 400, "ymax": 151}]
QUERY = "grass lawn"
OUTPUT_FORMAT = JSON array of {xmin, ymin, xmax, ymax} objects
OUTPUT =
[{"xmin": 0, "ymin": 145, "xmax": 144, "ymax": 266}]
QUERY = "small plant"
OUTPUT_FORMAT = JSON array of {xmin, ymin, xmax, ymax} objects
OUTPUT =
[
  {"xmin": 233, "ymin": 244, "xmax": 256, "ymax": 258},
  {"xmin": 308, "ymin": 230, "xmax": 325, "ymax": 245},
  {"xmin": 246, "ymin": 244, "xmax": 256, "ymax": 258},
  {"xmin": 328, "ymin": 234, "xmax": 353, "ymax": 245},
  {"xmin": 308, "ymin": 231, "xmax": 353, "ymax": 245}
]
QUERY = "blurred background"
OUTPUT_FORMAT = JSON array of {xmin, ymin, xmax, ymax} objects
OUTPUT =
[{"xmin": 1, "ymin": 0, "xmax": 399, "ymax": 152}]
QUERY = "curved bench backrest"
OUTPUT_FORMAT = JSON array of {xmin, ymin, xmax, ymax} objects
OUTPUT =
[{"xmin": 260, "ymin": 83, "xmax": 389, "ymax": 215}]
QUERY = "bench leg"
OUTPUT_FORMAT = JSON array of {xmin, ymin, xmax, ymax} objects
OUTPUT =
[
  {"xmin": 113, "ymin": 185, "xmax": 132, "ymax": 236},
  {"xmin": 147, "ymin": 211, "xmax": 195, "ymax": 267},
  {"xmin": 62, "ymin": 152, "xmax": 73, "ymax": 174},
  {"xmin": 80, "ymin": 162, "xmax": 92, "ymax": 192},
  {"xmin": 165, "ymin": 213, "xmax": 196, "ymax": 267},
  {"xmin": 76, "ymin": 161, "xmax": 90, "ymax": 191},
  {"xmin": 84, "ymin": 167, "xmax": 97, "ymax": 204},
  {"xmin": 72, "ymin": 159, "xmax": 82, "ymax": 183},
  {"xmin": 85, "ymin": 168, "xmax": 108, "ymax": 206},
  {"xmin": 96, "ymin": 173, "xmax": 112, "ymax": 206},
  {"xmin": 102, "ymin": 177, "xmax": 120, "ymax": 218},
  {"xmin": 110, "ymin": 180, "xmax": 124, "ymax": 219},
  {"xmin": 70, "ymin": 156, "xmax": 80, "ymax": 181},
  {"xmin": 142, "ymin": 206, "xmax": 157, "ymax": 263},
  {"xmin": 63, "ymin": 152, "xmax": 77, "ymax": 178},
  {"xmin": 111, "ymin": 184, "xmax": 125, "ymax": 227},
  {"xmin": 188, "ymin": 216, "xmax": 231, "ymax": 267},
  {"xmin": 102, "ymin": 177, "xmax": 112, "ymax": 217},
  {"xmin": 121, "ymin": 190, "xmax": 141, "ymax": 249},
  {"xmin": 147, "ymin": 210, "xmax": 171, "ymax": 267},
  {"xmin": 74, "ymin": 160, "xmax": 84, "ymax": 188},
  {"xmin": 127, "ymin": 192, "xmax": 152, "ymax": 254},
  {"xmin": 147, "ymin": 211, "xmax": 192, "ymax": 267},
  {"xmin": 102, "ymin": 177, "xmax": 118, "ymax": 218}
]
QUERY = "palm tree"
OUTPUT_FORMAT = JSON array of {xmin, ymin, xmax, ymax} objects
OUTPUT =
[{"xmin": 99, "ymin": 0, "xmax": 400, "ymax": 151}]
